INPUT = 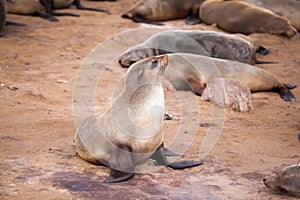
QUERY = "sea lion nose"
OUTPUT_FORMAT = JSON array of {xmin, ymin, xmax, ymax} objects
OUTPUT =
[{"xmin": 263, "ymin": 178, "xmax": 267, "ymax": 183}]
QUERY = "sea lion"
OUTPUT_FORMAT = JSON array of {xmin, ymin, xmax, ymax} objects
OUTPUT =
[
  {"xmin": 0, "ymin": 0, "xmax": 6, "ymax": 32},
  {"xmin": 162, "ymin": 53, "xmax": 296, "ymax": 102},
  {"xmin": 243, "ymin": 0, "xmax": 300, "ymax": 32},
  {"xmin": 75, "ymin": 54, "xmax": 203, "ymax": 183},
  {"xmin": 121, "ymin": 0, "xmax": 204, "ymax": 25},
  {"xmin": 202, "ymin": 78, "xmax": 253, "ymax": 112},
  {"xmin": 199, "ymin": 0, "xmax": 297, "ymax": 38},
  {"xmin": 263, "ymin": 165, "xmax": 300, "ymax": 197},
  {"xmin": 118, "ymin": 30, "xmax": 271, "ymax": 68},
  {"xmin": 6, "ymin": 0, "xmax": 108, "ymax": 22}
]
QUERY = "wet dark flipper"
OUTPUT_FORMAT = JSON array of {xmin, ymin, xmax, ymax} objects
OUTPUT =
[
  {"xmin": 74, "ymin": 0, "xmax": 110, "ymax": 13},
  {"xmin": 257, "ymin": 45, "xmax": 269, "ymax": 56},
  {"xmin": 283, "ymin": 83, "xmax": 296, "ymax": 90},
  {"xmin": 164, "ymin": 148, "xmax": 180, "ymax": 157},
  {"xmin": 255, "ymin": 60, "xmax": 277, "ymax": 64},
  {"xmin": 279, "ymin": 87, "xmax": 295, "ymax": 102},
  {"xmin": 167, "ymin": 160, "xmax": 203, "ymax": 170},
  {"xmin": 185, "ymin": 14, "xmax": 201, "ymax": 25},
  {"xmin": 39, "ymin": 13, "xmax": 59, "ymax": 22},
  {"xmin": 104, "ymin": 144, "xmax": 134, "ymax": 183},
  {"xmin": 50, "ymin": 11, "xmax": 80, "ymax": 17},
  {"xmin": 150, "ymin": 143, "xmax": 169, "ymax": 166},
  {"xmin": 5, "ymin": 21, "xmax": 26, "ymax": 26},
  {"xmin": 121, "ymin": 13, "xmax": 165, "ymax": 26}
]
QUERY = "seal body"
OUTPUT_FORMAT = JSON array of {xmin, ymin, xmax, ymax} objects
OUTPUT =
[
  {"xmin": 0, "ymin": 0, "xmax": 6, "ymax": 32},
  {"xmin": 199, "ymin": 0, "xmax": 297, "ymax": 37},
  {"xmin": 119, "ymin": 30, "xmax": 266, "ymax": 67},
  {"xmin": 164, "ymin": 53, "xmax": 295, "ymax": 102},
  {"xmin": 263, "ymin": 165, "xmax": 300, "ymax": 197},
  {"xmin": 243, "ymin": 0, "xmax": 300, "ymax": 31},
  {"xmin": 122, "ymin": 0, "xmax": 203, "ymax": 24}
]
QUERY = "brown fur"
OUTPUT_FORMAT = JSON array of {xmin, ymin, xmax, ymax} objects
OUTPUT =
[{"xmin": 199, "ymin": 0, "xmax": 297, "ymax": 37}]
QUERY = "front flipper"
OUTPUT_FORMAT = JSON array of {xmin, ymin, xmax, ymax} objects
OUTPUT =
[
  {"xmin": 74, "ymin": 0, "xmax": 110, "ymax": 13},
  {"xmin": 164, "ymin": 148, "xmax": 180, "ymax": 157},
  {"xmin": 151, "ymin": 144, "xmax": 203, "ymax": 169},
  {"xmin": 104, "ymin": 144, "xmax": 134, "ymax": 183}
]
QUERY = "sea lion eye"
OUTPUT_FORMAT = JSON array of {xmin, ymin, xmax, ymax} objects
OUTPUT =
[{"xmin": 151, "ymin": 60, "xmax": 158, "ymax": 69}]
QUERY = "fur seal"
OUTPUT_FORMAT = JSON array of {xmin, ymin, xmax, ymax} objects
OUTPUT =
[
  {"xmin": 6, "ymin": 0, "xmax": 108, "ymax": 22},
  {"xmin": 75, "ymin": 54, "xmax": 203, "ymax": 183},
  {"xmin": 199, "ymin": 0, "xmax": 297, "ymax": 38},
  {"xmin": 162, "ymin": 53, "xmax": 296, "ymax": 102},
  {"xmin": 118, "ymin": 30, "xmax": 270, "ymax": 68},
  {"xmin": 243, "ymin": 0, "xmax": 300, "ymax": 32},
  {"xmin": 121, "ymin": 0, "xmax": 204, "ymax": 25},
  {"xmin": 263, "ymin": 165, "xmax": 300, "ymax": 197},
  {"xmin": 0, "ymin": 0, "xmax": 6, "ymax": 32}
]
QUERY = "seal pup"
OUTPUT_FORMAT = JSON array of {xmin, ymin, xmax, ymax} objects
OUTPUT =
[
  {"xmin": 75, "ymin": 55, "xmax": 203, "ymax": 183},
  {"xmin": 162, "ymin": 53, "xmax": 296, "ymax": 102},
  {"xmin": 263, "ymin": 165, "xmax": 300, "ymax": 197},
  {"xmin": 243, "ymin": 0, "xmax": 300, "ymax": 31},
  {"xmin": 118, "ymin": 30, "xmax": 271, "ymax": 68},
  {"xmin": 121, "ymin": 0, "xmax": 204, "ymax": 26},
  {"xmin": 199, "ymin": 0, "xmax": 297, "ymax": 38},
  {"xmin": 6, "ymin": 0, "xmax": 108, "ymax": 22}
]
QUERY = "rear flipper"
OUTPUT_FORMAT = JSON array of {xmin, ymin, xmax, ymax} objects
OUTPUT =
[
  {"xmin": 151, "ymin": 144, "xmax": 203, "ymax": 169},
  {"xmin": 164, "ymin": 148, "xmax": 180, "ymax": 157},
  {"xmin": 185, "ymin": 14, "xmax": 201, "ymax": 25},
  {"xmin": 39, "ymin": 12, "xmax": 59, "ymax": 22},
  {"xmin": 257, "ymin": 45, "xmax": 269, "ymax": 56},
  {"xmin": 255, "ymin": 60, "xmax": 277, "ymax": 64},
  {"xmin": 5, "ymin": 21, "xmax": 26, "ymax": 26},
  {"xmin": 104, "ymin": 144, "xmax": 134, "ymax": 183},
  {"xmin": 122, "ymin": 13, "xmax": 165, "ymax": 26},
  {"xmin": 50, "ymin": 11, "xmax": 80, "ymax": 17},
  {"xmin": 284, "ymin": 83, "xmax": 296, "ymax": 90},
  {"xmin": 74, "ymin": 0, "xmax": 110, "ymax": 13},
  {"xmin": 279, "ymin": 87, "xmax": 296, "ymax": 102}
]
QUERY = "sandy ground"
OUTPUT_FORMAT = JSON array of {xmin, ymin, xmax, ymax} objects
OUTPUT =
[{"xmin": 0, "ymin": 0, "xmax": 300, "ymax": 199}]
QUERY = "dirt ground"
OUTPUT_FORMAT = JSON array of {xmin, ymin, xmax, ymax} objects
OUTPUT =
[{"xmin": 0, "ymin": 1, "xmax": 299, "ymax": 199}]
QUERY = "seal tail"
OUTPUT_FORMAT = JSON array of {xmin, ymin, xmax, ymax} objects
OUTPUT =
[{"xmin": 279, "ymin": 86, "xmax": 296, "ymax": 102}]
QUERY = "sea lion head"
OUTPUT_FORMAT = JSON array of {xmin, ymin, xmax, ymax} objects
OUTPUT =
[
  {"xmin": 263, "ymin": 165, "xmax": 300, "ymax": 197},
  {"xmin": 125, "ymin": 54, "xmax": 168, "ymax": 90},
  {"xmin": 119, "ymin": 48, "xmax": 155, "ymax": 68}
]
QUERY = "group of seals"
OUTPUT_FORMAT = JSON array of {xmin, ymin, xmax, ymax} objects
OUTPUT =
[
  {"xmin": 121, "ymin": 0, "xmax": 204, "ymax": 25},
  {"xmin": 75, "ymin": 55, "xmax": 202, "ymax": 183},
  {"xmin": 243, "ymin": 0, "xmax": 300, "ymax": 31},
  {"xmin": 159, "ymin": 53, "xmax": 295, "ymax": 102},
  {"xmin": 263, "ymin": 165, "xmax": 300, "ymax": 197},
  {"xmin": 119, "ymin": 30, "xmax": 270, "ymax": 68},
  {"xmin": 6, "ymin": 0, "xmax": 109, "ymax": 22},
  {"xmin": 199, "ymin": 0, "xmax": 297, "ymax": 38}
]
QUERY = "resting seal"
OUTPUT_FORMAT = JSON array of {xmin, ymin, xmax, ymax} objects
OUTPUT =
[
  {"xmin": 199, "ymin": 0, "xmax": 297, "ymax": 37},
  {"xmin": 6, "ymin": 0, "xmax": 108, "ymax": 22},
  {"xmin": 162, "ymin": 53, "xmax": 296, "ymax": 102},
  {"xmin": 75, "ymin": 55, "xmax": 202, "ymax": 183},
  {"xmin": 263, "ymin": 165, "xmax": 300, "ymax": 197},
  {"xmin": 121, "ymin": 0, "xmax": 204, "ymax": 25},
  {"xmin": 119, "ymin": 30, "xmax": 270, "ymax": 67},
  {"xmin": 243, "ymin": 0, "xmax": 300, "ymax": 31}
]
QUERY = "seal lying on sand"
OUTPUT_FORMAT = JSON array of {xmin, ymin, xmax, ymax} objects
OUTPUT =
[
  {"xmin": 199, "ymin": 0, "xmax": 297, "ymax": 38},
  {"xmin": 6, "ymin": 0, "xmax": 108, "ymax": 22},
  {"xmin": 75, "ymin": 55, "xmax": 203, "ymax": 183},
  {"xmin": 243, "ymin": 0, "xmax": 300, "ymax": 32},
  {"xmin": 119, "ymin": 30, "xmax": 270, "ymax": 67},
  {"xmin": 162, "ymin": 53, "xmax": 296, "ymax": 102},
  {"xmin": 263, "ymin": 165, "xmax": 300, "ymax": 197},
  {"xmin": 121, "ymin": 0, "xmax": 204, "ymax": 25}
]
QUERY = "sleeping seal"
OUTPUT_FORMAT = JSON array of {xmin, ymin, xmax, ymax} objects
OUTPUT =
[
  {"xmin": 118, "ymin": 30, "xmax": 270, "ymax": 67},
  {"xmin": 243, "ymin": 0, "xmax": 300, "ymax": 31},
  {"xmin": 199, "ymin": 0, "xmax": 297, "ymax": 37},
  {"xmin": 162, "ymin": 53, "xmax": 296, "ymax": 102},
  {"xmin": 263, "ymin": 165, "xmax": 300, "ymax": 197},
  {"xmin": 121, "ymin": 0, "xmax": 204, "ymax": 25},
  {"xmin": 75, "ymin": 54, "xmax": 203, "ymax": 183},
  {"xmin": 6, "ymin": 0, "xmax": 108, "ymax": 22}
]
